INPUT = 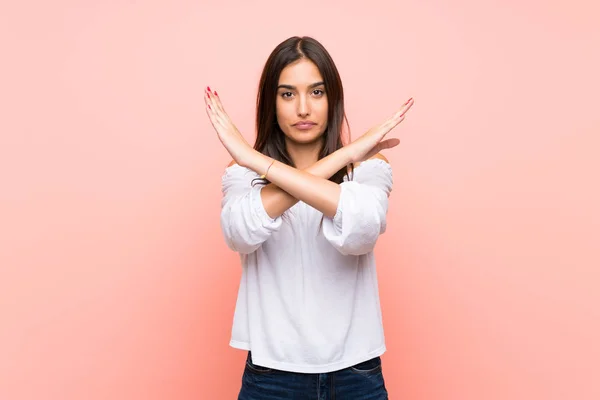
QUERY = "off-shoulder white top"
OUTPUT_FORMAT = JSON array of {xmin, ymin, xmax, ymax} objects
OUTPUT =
[{"xmin": 220, "ymin": 158, "xmax": 392, "ymax": 373}]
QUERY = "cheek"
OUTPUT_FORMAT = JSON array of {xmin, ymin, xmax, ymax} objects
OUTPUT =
[
  {"xmin": 318, "ymin": 101, "xmax": 329, "ymax": 131},
  {"xmin": 318, "ymin": 102, "xmax": 329, "ymax": 120},
  {"xmin": 277, "ymin": 104, "xmax": 300, "ymax": 127},
  {"xmin": 316, "ymin": 96, "xmax": 328, "ymax": 112},
  {"xmin": 275, "ymin": 106, "xmax": 284, "ymax": 125}
]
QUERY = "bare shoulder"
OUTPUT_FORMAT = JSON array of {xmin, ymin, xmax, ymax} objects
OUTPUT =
[
  {"xmin": 371, "ymin": 153, "xmax": 389, "ymax": 163},
  {"xmin": 354, "ymin": 153, "xmax": 389, "ymax": 168}
]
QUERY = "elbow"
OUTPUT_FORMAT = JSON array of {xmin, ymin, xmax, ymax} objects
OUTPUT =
[
  {"xmin": 338, "ymin": 245, "xmax": 375, "ymax": 257},
  {"xmin": 325, "ymin": 215, "xmax": 384, "ymax": 256},
  {"xmin": 336, "ymin": 232, "xmax": 380, "ymax": 256},
  {"xmin": 220, "ymin": 206, "xmax": 276, "ymax": 255},
  {"xmin": 220, "ymin": 221, "xmax": 264, "ymax": 254},
  {"xmin": 324, "ymin": 182, "xmax": 390, "ymax": 256},
  {"xmin": 225, "ymin": 238, "xmax": 262, "ymax": 255}
]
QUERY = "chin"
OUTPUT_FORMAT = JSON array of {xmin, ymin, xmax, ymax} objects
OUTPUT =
[
  {"xmin": 282, "ymin": 130, "xmax": 321, "ymax": 144},
  {"xmin": 290, "ymin": 134, "xmax": 323, "ymax": 145}
]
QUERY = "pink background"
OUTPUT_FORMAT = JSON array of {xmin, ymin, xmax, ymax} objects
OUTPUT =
[{"xmin": 1, "ymin": 0, "xmax": 599, "ymax": 399}]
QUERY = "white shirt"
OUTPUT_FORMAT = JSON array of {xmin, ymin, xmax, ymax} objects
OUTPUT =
[{"xmin": 220, "ymin": 158, "xmax": 393, "ymax": 373}]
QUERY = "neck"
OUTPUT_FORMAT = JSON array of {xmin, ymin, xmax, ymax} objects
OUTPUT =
[{"xmin": 285, "ymin": 138, "xmax": 324, "ymax": 170}]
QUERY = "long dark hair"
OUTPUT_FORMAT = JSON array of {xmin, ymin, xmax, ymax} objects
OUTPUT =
[{"xmin": 252, "ymin": 36, "xmax": 353, "ymax": 186}]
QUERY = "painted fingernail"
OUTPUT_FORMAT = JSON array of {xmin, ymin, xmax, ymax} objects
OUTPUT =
[
  {"xmin": 208, "ymin": 104, "xmax": 211, "ymax": 109},
  {"xmin": 404, "ymin": 98, "xmax": 412, "ymax": 105},
  {"xmin": 214, "ymin": 91, "xmax": 218, "ymax": 96},
  {"xmin": 207, "ymin": 91, "xmax": 210, "ymax": 98},
  {"xmin": 207, "ymin": 86, "xmax": 211, "ymax": 92}
]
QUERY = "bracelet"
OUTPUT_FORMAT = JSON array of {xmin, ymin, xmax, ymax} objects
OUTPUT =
[{"xmin": 260, "ymin": 160, "xmax": 275, "ymax": 180}]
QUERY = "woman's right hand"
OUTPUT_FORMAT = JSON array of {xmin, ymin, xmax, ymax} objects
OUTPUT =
[{"xmin": 347, "ymin": 98, "xmax": 414, "ymax": 163}]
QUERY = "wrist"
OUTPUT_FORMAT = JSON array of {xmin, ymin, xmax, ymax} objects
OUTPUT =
[
  {"xmin": 236, "ymin": 147, "xmax": 256, "ymax": 169},
  {"xmin": 243, "ymin": 149, "xmax": 273, "ymax": 176},
  {"xmin": 339, "ymin": 144, "xmax": 358, "ymax": 164}
]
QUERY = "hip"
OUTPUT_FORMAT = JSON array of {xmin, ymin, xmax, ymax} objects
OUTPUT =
[{"xmin": 238, "ymin": 351, "xmax": 389, "ymax": 400}]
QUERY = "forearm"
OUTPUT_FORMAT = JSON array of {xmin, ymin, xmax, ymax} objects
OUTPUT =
[
  {"xmin": 261, "ymin": 148, "xmax": 350, "ymax": 218},
  {"xmin": 248, "ymin": 147, "xmax": 353, "ymax": 218}
]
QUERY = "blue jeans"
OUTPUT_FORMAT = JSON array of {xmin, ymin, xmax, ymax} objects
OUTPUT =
[{"xmin": 238, "ymin": 351, "xmax": 389, "ymax": 400}]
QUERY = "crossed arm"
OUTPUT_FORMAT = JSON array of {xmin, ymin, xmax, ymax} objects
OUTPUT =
[
  {"xmin": 221, "ymin": 148, "xmax": 393, "ymax": 255},
  {"xmin": 206, "ymin": 87, "xmax": 411, "ymax": 220},
  {"xmin": 230, "ymin": 147, "xmax": 388, "ymax": 219}
]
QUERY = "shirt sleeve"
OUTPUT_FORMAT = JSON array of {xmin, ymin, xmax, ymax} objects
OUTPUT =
[
  {"xmin": 220, "ymin": 164, "xmax": 283, "ymax": 254},
  {"xmin": 322, "ymin": 158, "xmax": 393, "ymax": 256}
]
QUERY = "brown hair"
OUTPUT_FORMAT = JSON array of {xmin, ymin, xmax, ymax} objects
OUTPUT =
[{"xmin": 252, "ymin": 36, "xmax": 353, "ymax": 186}]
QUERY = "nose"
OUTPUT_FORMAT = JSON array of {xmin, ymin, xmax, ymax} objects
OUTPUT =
[{"xmin": 297, "ymin": 94, "xmax": 310, "ymax": 117}]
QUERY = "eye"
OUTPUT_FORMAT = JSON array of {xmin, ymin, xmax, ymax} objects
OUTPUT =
[
  {"xmin": 281, "ymin": 92, "xmax": 294, "ymax": 98},
  {"xmin": 312, "ymin": 89, "xmax": 325, "ymax": 96}
]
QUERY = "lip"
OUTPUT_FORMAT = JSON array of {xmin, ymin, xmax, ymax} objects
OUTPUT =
[{"xmin": 293, "ymin": 121, "xmax": 317, "ymax": 130}]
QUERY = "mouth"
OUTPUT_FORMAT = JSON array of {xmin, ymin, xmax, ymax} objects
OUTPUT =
[{"xmin": 293, "ymin": 121, "xmax": 317, "ymax": 130}]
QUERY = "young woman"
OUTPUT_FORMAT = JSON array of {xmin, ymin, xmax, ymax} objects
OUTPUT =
[{"xmin": 205, "ymin": 36, "xmax": 414, "ymax": 399}]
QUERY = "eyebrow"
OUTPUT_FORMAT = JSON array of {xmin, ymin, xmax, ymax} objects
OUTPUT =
[{"xmin": 277, "ymin": 81, "xmax": 325, "ymax": 90}]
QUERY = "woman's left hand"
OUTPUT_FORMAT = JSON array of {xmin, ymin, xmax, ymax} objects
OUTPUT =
[
  {"xmin": 347, "ymin": 97, "xmax": 414, "ymax": 163},
  {"xmin": 204, "ymin": 87, "xmax": 253, "ymax": 167}
]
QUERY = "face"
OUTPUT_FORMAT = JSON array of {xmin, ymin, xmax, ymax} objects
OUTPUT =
[{"xmin": 276, "ymin": 58, "xmax": 328, "ymax": 146}]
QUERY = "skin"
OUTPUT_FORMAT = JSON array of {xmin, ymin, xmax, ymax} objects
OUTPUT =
[
  {"xmin": 275, "ymin": 59, "xmax": 329, "ymax": 170},
  {"xmin": 204, "ymin": 60, "xmax": 414, "ymax": 218}
]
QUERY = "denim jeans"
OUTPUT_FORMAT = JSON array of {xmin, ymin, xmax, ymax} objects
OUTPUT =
[{"xmin": 238, "ymin": 351, "xmax": 389, "ymax": 400}]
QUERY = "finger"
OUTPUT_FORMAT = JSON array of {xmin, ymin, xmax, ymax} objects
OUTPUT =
[
  {"xmin": 398, "ymin": 97, "xmax": 414, "ymax": 116},
  {"xmin": 205, "ymin": 87, "xmax": 220, "ymax": 114},
  {"xmin": 381, "ymin": 114, "xmax": 406, "ymax": 134},
  {"xmin": 211, "ymin": 88, "xmax": 227, "ymax": 114},
  {"xmin": 203, "ymin": 92, "xmax": 223, "ymax": 130},
  {"xmin": 401, "ymin": 97, "xmax": 414, "ymax": 114},
  {"xmin": 203, "ymin": 91, "xmax": 217, "ymax": 119},
  {"xmin": 206, "ymin": 86, "xmax": 228, "ymax": 119},
  {"xmin": 204, "ymin": 90, "xmax": 227, "ymax": 127},
  {"xmin": 206, "ymin": 87, "xmax": 232, "ymax": 126},
  {"xmin": 389, "ymin": 97, "xmax": 414, "ymax": 121},
  {"xmin": 205, "ymin": 87, "xmax": 225, "ymax": 125}
]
